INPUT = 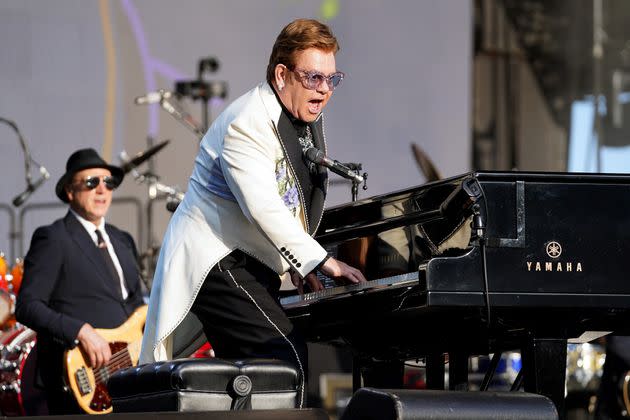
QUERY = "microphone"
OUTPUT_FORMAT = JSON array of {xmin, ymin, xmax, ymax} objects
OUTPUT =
[
  {"xmin": 304, "ymin": 147, "xmax": 364, "ymax": 183},
  {"xmin": 439, "ymin": 177, "xmax": 482, "ymax": 221},
  {"xmin": 134, "ymin": 90, "xmax": 172, "ymax": 105},
  {"xmin": 12, "ymin": 166, "xmax": 50, "ymax": 207}
]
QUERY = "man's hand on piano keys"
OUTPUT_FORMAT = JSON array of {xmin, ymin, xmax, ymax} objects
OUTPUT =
[
  {"xmin": 290, "ymin": 271, "xmax": 324, "ymax": 295},
  {"xmin": 320, "ymin": 257, "xmax": 367, "ymax": 285}
]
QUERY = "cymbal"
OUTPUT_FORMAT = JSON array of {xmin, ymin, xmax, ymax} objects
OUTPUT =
[{"xmin": 121, "ymin": 139, "xmax": 170, "ymax": 173}]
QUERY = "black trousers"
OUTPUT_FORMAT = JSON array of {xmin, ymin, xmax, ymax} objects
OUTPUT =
[{"xmin": 191, "ymin": 250, "xmax": 307, "ymax": 399}]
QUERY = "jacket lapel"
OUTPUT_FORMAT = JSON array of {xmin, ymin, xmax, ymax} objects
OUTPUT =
[
  {"xmin": 259, "ymin": 81, "xmax": 328, "ymax": 235},
  {"xmin": 307, "ymin": 116, "xmax": 328, "ymax": 234}
]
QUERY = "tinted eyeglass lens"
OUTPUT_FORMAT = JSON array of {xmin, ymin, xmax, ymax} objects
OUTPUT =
[
  {"xmin": 84, "ymin": 176, "xmax": 117, "ymax": 190},
  {"xmin": 306, "ymin": 72, "xmax": 343, "ymax": 90},
  {"xmin": 329, "ymin": 73, "xmax": 343, "ymax": 88},
  {"xmin": 103, "ymin": 177, "xmax": 117, "ymax": 190},
  {"xmin": 307, "ymin": 74, "xmax": 325, "ymax": 89}
]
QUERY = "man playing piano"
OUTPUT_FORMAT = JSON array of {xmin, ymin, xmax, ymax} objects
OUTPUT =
[{"xmin": 140, "ymin": 18, "xmax": 366, "ymax": 402}]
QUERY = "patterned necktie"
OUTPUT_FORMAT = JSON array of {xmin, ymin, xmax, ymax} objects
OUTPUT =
[{"xmin": 95, "ymin": 229, "xmax": 123, "ymax": 300}]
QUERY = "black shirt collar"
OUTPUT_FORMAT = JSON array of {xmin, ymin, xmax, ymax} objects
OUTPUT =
[{"xmin": 272, "ymin": 86, "xmax": 309, "ymax": 134}]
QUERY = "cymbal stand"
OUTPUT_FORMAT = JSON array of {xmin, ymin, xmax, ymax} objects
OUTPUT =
[{"xmin": 120, "ymin": 148, "xmax": 185, "ymax": 286}]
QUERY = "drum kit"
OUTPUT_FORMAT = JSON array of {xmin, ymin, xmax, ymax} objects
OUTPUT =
[
  {"xmin": 0, "ymin": 253, "xmax": 22, "ymax": 332},
  {"xmin": 0, "ymin": 253, "xmax": 46, "ymax": 416}
]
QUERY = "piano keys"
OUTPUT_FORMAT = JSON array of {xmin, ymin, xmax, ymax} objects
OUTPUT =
[{"xmin": 280, "ymin": 271, "xmax": 419, "ymax": 310}]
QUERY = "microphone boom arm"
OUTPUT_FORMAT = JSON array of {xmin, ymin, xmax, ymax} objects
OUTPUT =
[
  {"xmin": 1, "ymin": 117, "xmax": 33, "ymax": 185},
  {"xmin": 159, "ymin": 99, "xmax": 205, "ymax": 140}
]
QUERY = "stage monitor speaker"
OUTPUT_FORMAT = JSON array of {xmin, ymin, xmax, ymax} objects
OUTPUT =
[
  {"xmin": 13, "ymin": 408, "xmax": 329, "ymax": 420},
  {"xmin": 339, "ymin": 388, "xmax": 558, "ymax": 420}
]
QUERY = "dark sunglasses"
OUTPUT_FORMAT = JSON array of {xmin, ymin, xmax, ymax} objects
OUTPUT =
[
  {"xmin": 291, "ymin": 68, "xmax": 344, "ymax": 91},
  {"xmin": 74, "ymin": 175, "xmax": 119, "ymax": 191}
]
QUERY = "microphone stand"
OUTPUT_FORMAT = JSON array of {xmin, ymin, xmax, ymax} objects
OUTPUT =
[
  {"xmin": 1, "ymin": 117, "xmax": 49, "ymax": 207},
  {"xmin": 0, "ymin": 117, "xmax": 32, "ymax": 190},
  {"xmin": 342, "ymin": 162, "xmax": 368, "ymax": 202},
  {"xmin": 159, "ymin": 97, "xmax": 205, "ymax": 140}
]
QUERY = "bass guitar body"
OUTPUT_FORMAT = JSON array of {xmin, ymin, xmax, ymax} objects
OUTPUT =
[{"xmin": 65, "ymin": 305, "xmax": 147, "ymax": 414}]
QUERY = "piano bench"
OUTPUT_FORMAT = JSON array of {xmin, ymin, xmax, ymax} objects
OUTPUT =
[
  {"xmin": 340, "ymin": 388, "xmax": 558, "ymax": 420},
  {"xmin": 107, "ymin": 358, "xmax": 303, "ymax": 413}
]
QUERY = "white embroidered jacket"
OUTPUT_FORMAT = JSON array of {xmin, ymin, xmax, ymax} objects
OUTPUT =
[{"xmin": 139, "ymin": 82, "xmax": 328, "ymax": 363}]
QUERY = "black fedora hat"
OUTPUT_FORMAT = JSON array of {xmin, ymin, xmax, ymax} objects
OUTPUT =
[{"xmin": 55, "ymin": 148, "xmax": 124, "ymax": 203}]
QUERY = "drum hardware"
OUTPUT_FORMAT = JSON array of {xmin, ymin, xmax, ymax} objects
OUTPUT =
[
  {"xmin": 0, "ymin": 257, "xmax": 22, "ymax": 330},
  {"xmin": 1, "ymin": 382, "xmax": 20, "ymax": 392},
  {"xmin": 119, "ymin": 141, "xmax": 185, "ymax": 205},
  {"xmin": 0, "ymin": 326, "xmax": 41, "ymax": 416},
  {"xmin": 119, "ymin": 141, "xmax": 184, "ymax": 287},
  {"xmin": 120, "ymin": 139, "xmax": 171, "ymax": 174},
  {"xmin": 175, "ymin": 56, "xmax": 228, "ymax": 132},
  {"xmin": 0, "ymin": 359, "xmax": 18, "ymax": 371}
]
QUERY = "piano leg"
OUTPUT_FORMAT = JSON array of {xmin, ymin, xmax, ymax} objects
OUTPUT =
[
  {"xmin": 521, "ymin": 337, "xmax": 567, "ymax": 416},
  {"xmin": 425, "ymin": 353, "xmax": 445, "ymax": 390},
  {"xmin": 352, "ymin": 357, "xmax": 404, "ymax": 391},
  {"xmin": 448, "ymin": 352, "xmax": 469, "ymax": 390}
]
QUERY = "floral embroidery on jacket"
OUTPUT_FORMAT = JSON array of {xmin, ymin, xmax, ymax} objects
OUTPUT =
[{"xmin": 275, "ymin": 157, "xmax": 300, "ymax": 216}]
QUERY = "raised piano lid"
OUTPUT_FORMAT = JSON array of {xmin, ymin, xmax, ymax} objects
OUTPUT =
[
  {"xmin": 315, "ymin": 172, "xmax": 478, "ymax": 282},
  {"xmin": 316, "ymin": 172, "xmax": 470, "ymax": 244},
  {"xmin": 317, "ymin": 170, "xmax": 630, "ymax": 243},
  {"xmin": 313, "ymin": 170, "xmax": 630, "ymax": 305}
]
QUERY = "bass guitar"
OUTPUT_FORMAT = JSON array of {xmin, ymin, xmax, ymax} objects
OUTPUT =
[{"xmin": 65, "ymin": 305, "xmax": 147, "ymax": 414}]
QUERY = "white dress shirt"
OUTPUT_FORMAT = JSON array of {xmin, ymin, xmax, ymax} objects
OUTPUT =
[{"xmin": 70, "ymin": 209, "xmax": 129, "ymax": 299}]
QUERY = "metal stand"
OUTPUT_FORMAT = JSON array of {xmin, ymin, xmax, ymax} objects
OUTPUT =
[
  {"xmin": 120, "ymin": 142, "xmax": 184, "ymax": 284},
  {"xmin": 343, "ymin": 162, "xmax": 368, "ymax": 202},
  {"xmin": 174, "ymin": 56, "xmax": 228, "ymax": 133},
  {"xmin": 158, "ymin": 95, "xmax": 205, "ymax": 140},
  {"xmin": 0, "ymin": 204, "xmax": 16, "ymax": 262}
]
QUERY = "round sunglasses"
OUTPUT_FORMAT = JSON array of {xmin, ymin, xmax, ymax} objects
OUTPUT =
[
  {"xmin": 291, "ymin": 68, "xmax": 344, "ymax": 91},
  {"xmin": 74, "ymin": 175, "xmax": 119, "ymax": 191}
]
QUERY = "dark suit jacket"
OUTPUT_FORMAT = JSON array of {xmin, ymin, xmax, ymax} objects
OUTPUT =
[{"xmin": 15, "ymin": 211, "xmax": 144, "ymax": 391}]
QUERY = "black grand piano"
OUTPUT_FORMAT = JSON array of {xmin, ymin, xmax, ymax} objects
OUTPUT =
[{"xmin": 281, "ymin": 171, "xmax": 630, "ymax": 413}]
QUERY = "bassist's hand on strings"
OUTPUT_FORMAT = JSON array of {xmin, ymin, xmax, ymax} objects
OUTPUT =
[{"xmin": 77, "ymin": 323, "xmax": 112, "ymax": 369}]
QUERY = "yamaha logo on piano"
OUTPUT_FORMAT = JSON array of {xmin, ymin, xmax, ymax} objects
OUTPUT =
[
  {"xmin": 526, "ymin": 241, "xmax": 583, "ymax": 272},
  {"xmin": 546, "ymin": 241, "xmax": 562, "ymax": 258}
]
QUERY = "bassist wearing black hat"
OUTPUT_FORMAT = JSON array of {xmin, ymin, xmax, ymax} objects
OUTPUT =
[{"xmin": 15, "ymin": 148, "xmax": 145, "ymax": 415}]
